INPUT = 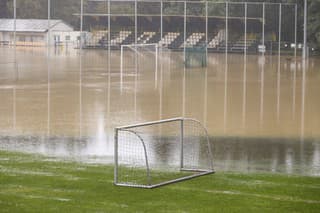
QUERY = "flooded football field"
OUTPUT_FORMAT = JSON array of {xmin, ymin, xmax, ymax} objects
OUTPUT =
[{"xmin": 0, "ymin": 46, "xmax": 319, "ymax": 175}]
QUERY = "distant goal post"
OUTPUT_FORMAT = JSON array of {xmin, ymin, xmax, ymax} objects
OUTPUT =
[
  {"xmin": 114, "ymin": 117, "xmax": 214, "ymax": 189},
  {"xmin": 120, "ymin": 43, "xmax": 159, "ymax": 62},
  {"xmin": 120, "ymin": 43, "xmax": 159, "ymax": 90}
]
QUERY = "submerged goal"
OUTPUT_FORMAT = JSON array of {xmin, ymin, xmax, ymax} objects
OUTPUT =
[
  {"xmin": 185, "ymin": 46, "xmax": 207, "ymax": 68},
  {"xmin": 114, "ymin": 117, "xmax": 214, "ymax": 188}
]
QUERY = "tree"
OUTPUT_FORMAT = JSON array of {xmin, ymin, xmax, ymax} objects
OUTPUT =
[
  {"xmin": 0, "ymin": 0, "xmax": 9, "ymax": 18},
  {"xmin": 308, "ymin": 0, "xmax": 320, "ymax": 49}
]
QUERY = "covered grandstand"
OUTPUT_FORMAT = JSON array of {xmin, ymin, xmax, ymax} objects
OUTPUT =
[{"xmin": 75, "ymin": 0, "xmax": 298, "ymax": 54}]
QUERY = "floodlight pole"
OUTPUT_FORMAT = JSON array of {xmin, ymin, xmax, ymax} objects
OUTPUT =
[
  {"xmin": 120, "ymin": 45, "xmax": 123, "ymax": 91},
  {"xmin": 278, "ymin": 3, "xmax": 282, "ymax": 55},
  {"xmin": 277, "ymin": 4, "xmax": 282, "ymax": 122},
  {"xmin": 243, "ymin": 2, "xmax": 247, "ymax": 127},
  {"xmin": 13, "ymin": 0, "xmax": 16, "ymax": 130},
  {"xmin": 107, "ymin": 0, "xmax": 111, "ymax": 117},
  {"xmin": 303, "ymin": 0, "xmax": 307, "ymax": 59},
  {"xmin": 160, "ymin": 1, "xmax": 163, "ymax": 40},
  {"xmin": 80, "ymin": 0, "xmax": 83, "ymax": 49},
  {"xmin": 13, "ymin": 0, "xmax": 16, "ymax": 55},
  {"xmin": 294, "ymin": 4, "xmax": 297, "ymax": 58},
  {"xmin": 225, "ymin": 1, "xmax": 228, "ymax": 55},
  {"xmin": 205, "ymin": 1, "xmax": 208, "ymax": 58},
  {"xmin": 135, "ymin": 0, "xmax": 137, "ymax": 44},
  {"xmin": 108, "ymin": 0, "xmax": 110, "ymax": 54},
  {"xmin": 47, "ymin": 0, "xmax": 51, "ymax": 136},
  {"xmin": 262, "ymin": 2, "xmax": 265, "ymax": 55},
  {"xmin": 13, "ymin": 0, "xmax": 16, "ymax": 47},
  {"xmin": 224, "ymin": 2, "xmax": 229, "ymax": 133},
  {"xmin": 184, "ymin": 1, "xmax": 186, "ymax": 61},
  {"xmin": 48, "ymin": 0, "xmax": 51, "ymax": 46},
  {"xmin": 244, "ymin": 2, "xmax": 247, "ymax": 55},
  {"xmin": 155, "ymin": 45, "xmax": 158, "ymax": 89}
]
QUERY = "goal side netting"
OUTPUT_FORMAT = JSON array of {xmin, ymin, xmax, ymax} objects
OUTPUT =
[
  {"xmin": 114, "ymin": 117, "xmax": 214, "ymax": 188},
  {"xmin": 184, "ymin": 46, "xmax": 207, "ymax": 68}
]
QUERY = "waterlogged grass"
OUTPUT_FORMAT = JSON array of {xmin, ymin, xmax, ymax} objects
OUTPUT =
[{"xmin": 0, "ymin": 151, "xmax": 320, "ymax": 212}]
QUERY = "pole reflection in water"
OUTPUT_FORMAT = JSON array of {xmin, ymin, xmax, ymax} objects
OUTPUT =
[
  {"xmin": 242, "ymin": 2, "xmax": 247, "ymax": 129},
  {"xmin": 223, "ymin": 51, "xmax": 228, "ymax": 133},
  {"xmin": 203, "ymin": 67, "xmax": 208, "ymax": 126},
  {"xmin": 292, "ymin": 59, "xmax": 297, "ymax": 120},
  {"xmin": 13, "ymin": 65, "xmax": 17, "ymax": 131},
  {"xmin": 79, "ymin": 47, "xmax": 83, "ymax": 138},
  {"xmin": 301, "ymin": 58, "xmax": 306, "ymax": 140},
  {"xmin": 277, "ymin": 4, "xmax": 282, "ymax": 122},
  {"xmin": 242, "ymin": 48, "xmax": 247, "ymax": 128},
  {"xmin": 134, "ymin": 50, "xmax": 138, "ymax": 121},
  {"xmin": 159, "ymin": 47, "xmax": 163, "ymax": 120},
  {"xmin": 155, "ymin": 46, "xmax": 158, "ymax": 90},
  {"xmin": 47, "ymin": 40, "xmax": 51, "ymax": 137},
  {"xmin": 259, "ymin": 55, "xmax": 265, "ymax": 126},
  {"xmin": 12, "ymin": 0, "xmax": 17, "ymax": 131},
  {"xmin": 277, "ymin": 52, "xmax": 281, "ymax": 122}
]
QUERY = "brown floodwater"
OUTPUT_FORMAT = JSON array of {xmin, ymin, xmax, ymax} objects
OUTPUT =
[{"xmin": 0, "ymin": 46, "xmax": 319, "ymax": 175}]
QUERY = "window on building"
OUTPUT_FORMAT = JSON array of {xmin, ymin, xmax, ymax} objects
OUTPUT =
[
  {"xmin": 54, "ymin": 35, "xmax": 60, "ymax": 42},
  {"xmin": 65, "ymin": 35, "xmax": 70, "ymax": 41}
]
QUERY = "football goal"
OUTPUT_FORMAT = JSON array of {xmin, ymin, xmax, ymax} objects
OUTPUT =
[
  {"xmin": 114, "ymin": 117, "xmax": 214, "ymax": 188},
  {"xmin": 120, "ymin": 43, "xmax": 159, "ymax": 90},
  {"xmin": 185, "ymin": 46, "xmax": 207, "ymax": 68}
]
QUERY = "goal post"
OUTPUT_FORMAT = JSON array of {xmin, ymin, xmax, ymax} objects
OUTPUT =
[
  {"xmin": 120, "ymin": 43, "xmax": 159, "ymax": 90},
  {"xmin": 114, "ymin": 117, "xmax": 214, "ymax": 188}
]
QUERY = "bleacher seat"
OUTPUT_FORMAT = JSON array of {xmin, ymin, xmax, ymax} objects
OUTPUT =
[
  {"xmin": 181, "ymin": 33, "xmax": 205, "ymax": 48},
  {"xmin": 159, "ymin": 32, "xmax": 180, "ymax": 47}
]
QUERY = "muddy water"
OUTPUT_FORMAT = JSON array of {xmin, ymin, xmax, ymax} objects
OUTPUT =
[{"xmin": 0, "ymin": 46, "xmax": 319, "ymax": 175}]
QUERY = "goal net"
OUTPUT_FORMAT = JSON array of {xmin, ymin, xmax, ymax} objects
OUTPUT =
[
  {"xmin": 184, "ymin": 46, "xmax": 207, "ymax": 68},
  {"xmin": 114, "ymin": 117, "xmax": 214, "ymax": 188}
]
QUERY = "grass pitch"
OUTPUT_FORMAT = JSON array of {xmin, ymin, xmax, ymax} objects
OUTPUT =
[{"xmin": 0, "ymin": 150, "xmax": 319, "ymax": 212}]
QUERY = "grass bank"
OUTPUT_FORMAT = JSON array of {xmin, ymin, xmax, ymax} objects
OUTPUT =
[{"xmin": 0, "ymin": 150, "xmax": 320, "ymax": 212}]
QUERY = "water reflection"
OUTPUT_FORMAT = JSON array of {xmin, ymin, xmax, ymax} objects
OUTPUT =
[
  {"xmin": 0, "ymin": 46, "xmax": 319, "ymax": 175},
  {"xmin": 259, "ymin": 55, "xmax": 265, "ymax": 126},
  {"xmin": 242, "ymin": 48, "xmax": 247, "ymax": 128}
]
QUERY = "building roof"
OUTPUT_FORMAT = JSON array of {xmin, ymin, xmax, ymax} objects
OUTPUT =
[{"xmin": 0, "ymin": 19, "xmax": 73, "ymax": 33}]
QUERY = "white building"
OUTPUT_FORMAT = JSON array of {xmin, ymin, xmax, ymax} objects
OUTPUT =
[{"xmin": 0, "ymin": 19, "xmax": 80, "ymax": 47}]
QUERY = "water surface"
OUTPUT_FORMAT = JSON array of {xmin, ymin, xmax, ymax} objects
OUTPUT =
[{"xmin": 0, "ymin": 46, "xmax": 319, "ymax": 175}]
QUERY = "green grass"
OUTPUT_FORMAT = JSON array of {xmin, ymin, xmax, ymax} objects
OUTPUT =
[{"xmin": 1, "ymin": 150, "xmax": 320, "ymax": 213}]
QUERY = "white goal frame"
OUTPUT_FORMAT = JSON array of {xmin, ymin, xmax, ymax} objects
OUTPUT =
[
  {"xmin": 120, "ymin": 43, "xmax": 159, "ymax": 91},
  {"xmin": 114, "ymin": 117, "xmax": 214, "ymax": 189}
]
